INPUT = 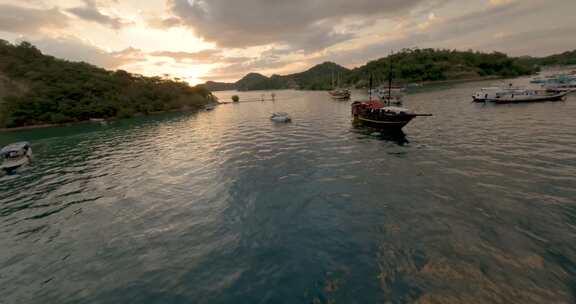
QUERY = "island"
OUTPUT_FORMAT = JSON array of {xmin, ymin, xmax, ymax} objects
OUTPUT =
[{"xmin": 0, "ymin": 40, "xmax": 215, "ymax": 130}]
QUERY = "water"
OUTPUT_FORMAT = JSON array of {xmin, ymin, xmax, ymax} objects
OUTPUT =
[{"xmin": 1, "ymin": 78, "xmax": 576, "ymax": 303}]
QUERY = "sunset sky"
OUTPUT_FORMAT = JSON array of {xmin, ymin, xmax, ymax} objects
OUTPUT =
[{"xmin": 0, "ymin": 0, "xmax": 574, "ymax": 84}]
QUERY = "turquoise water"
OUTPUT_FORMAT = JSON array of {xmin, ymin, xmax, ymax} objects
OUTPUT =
[{"xmin": 1, "ymin": 78, "xmax": 576, "ymax": 303}]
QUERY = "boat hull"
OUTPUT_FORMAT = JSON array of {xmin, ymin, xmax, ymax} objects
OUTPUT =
[
  {"xmin": 491, "ymin": 93, "xmax": 567, "ymax": 104},
  {"xmin": 353, "ymin": 114, "xmax": 416, "ymax": 130},
  {"xmin": 1, "ymin": 149, "xmax": 32, "ymax": 172}
]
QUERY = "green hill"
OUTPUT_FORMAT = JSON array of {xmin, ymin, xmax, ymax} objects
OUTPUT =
[
  {"xmin": 519, "ymin": 50, "xmax": 576, "ymax": 66},
  {"xmin": 236, "ymin": 73, "xmax": 277, "ymax": 91},
  {"xmin": 287, "ymin": 62, "xmax": 350, "ymax": 90},
  {"xmin": 347, "ymin": 48, "xmax": 538, "ymax": 87},
  {"xmin": 0, "ymin": 40, "xmax": 215, "ymax": 129}
]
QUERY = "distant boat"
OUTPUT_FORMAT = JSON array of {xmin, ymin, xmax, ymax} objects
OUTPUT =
[
  {"xmin": 537, "ymin": 74, "xmax": 576, "ymax": 92},
  {"xmin": 543, "ymin": 80, "xmax": 576, "ymax": 93},
  {"xmin": 369, "ymin": 84, "xmax": 405, "ymax": 105},
  {"xmin": 530, "ymin": 77, "xmax": 547, "ymax": 84},
  {"xmin": 329, "ymin": 72, "xmax": 351, "ymax": 100},
  {"xmin": 270, "ymin": 112, "xmax": 292, "ymax": 123},
  {"xmin": 1, "ymin": 142, "xmax": 32, "ymax": 172},
  {"xmin": 89, "ymin": 118, "xmax": 108, "ymax": 125},
  {"xmin": 204, "ymin": 104, "xmax": 216, "ymax": 111},
  {"xmin": 329, "ymin": 89, "xmax": 351, "ymax": 100}
]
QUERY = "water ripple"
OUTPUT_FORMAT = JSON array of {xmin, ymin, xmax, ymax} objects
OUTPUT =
[{"xmin": 0, "ymin": 85, "xmax": 575, "ymax": 303}]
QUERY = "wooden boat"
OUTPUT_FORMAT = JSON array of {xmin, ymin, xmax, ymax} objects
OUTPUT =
[
  {"xmin": 351, "ymin": 57, "xmax": 431, "ymax": 130},
  {"xmin": 1, "ymin": 142, "xmax": 32, "ymax": 172},
  {"xmin": 329, "ymin": 72, "xmax": 351, "ymax": 100},
  {"xmin": 352, "ymin": 102, "xmax": 430, "ymax": 130}
]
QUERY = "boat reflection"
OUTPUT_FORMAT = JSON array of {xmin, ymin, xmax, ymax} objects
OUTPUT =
[{"xmin": 351, "ymin": 123, "xmax": 409, "ymax": 146}]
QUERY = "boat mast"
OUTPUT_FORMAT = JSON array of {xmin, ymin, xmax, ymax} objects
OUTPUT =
[
  {"xmin": 388, "ymin": 52, "xmax": 393, "ymax": 106},
  {"xmin": 369, "ymin": 74, "xmax": 373, "ymax": 102},
  {"xmin": 331, "ymin": 72, "xmax": 335, "ymax": 90}
]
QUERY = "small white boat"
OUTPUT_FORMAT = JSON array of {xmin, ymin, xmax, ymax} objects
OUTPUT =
[
  {"xmin": 1, "ymin": 142, "xmax": 32, "ymax": 172},
  {"xmin": 270, "ymin": 112, "xmax": 292, "ymax": 123}
]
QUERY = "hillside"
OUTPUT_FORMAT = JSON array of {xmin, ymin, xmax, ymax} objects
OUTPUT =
[
  {"xmin": 202, "ymin": 48, "xmax": 553, "ymax": 91},
  {"xmin": 347, "ymin": 48, "xmax": 538, "ymax": 87},
  {"xmin": 287, "ymin": 62, "xmax": 350, "ymax": 90},
  {"xmin": 519, "ymin": 50, "xmax": 576, "ymax": 66},
  {"xmin": 0, "ymin": 40, "xmax": 214, "ymax": 129}
]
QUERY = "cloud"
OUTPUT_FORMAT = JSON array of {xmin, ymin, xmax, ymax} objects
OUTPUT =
[
  {"xmin": 321, "ymin": 0, "xmax": 576, "ymax": 66},
  {"xmin": 67, "ymin": 0, "xmax": 130, "ymax": 30},
  {"xmin": 30, "ymin": 36, "xmax": 140, "ymax": 69},
  {"xmin": 0, "ymin": 4, "xmax": 69, "ymax": 34},
  {"xmin": 149, "ymin": 49, "xmax": 222, "ymax": 63},
  {"xmin": 148, "ymin": 49, "xmax": 252, "ymax": 66},
  {"xmin": 167, "ymin": 0, "xmax": 429, "ymax": 50},
  {"xmin": 476, "ymin": 26, "xmax": 576, "ymax": 56}
]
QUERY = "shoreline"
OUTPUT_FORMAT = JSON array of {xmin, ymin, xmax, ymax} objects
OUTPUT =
[
  {"xmin": 209, "ymin": 75, "xmax": 513, "ymax": 92},
  {"xmin": 0, "ymin": 107, "xmax": 208, "ymax": 133}
]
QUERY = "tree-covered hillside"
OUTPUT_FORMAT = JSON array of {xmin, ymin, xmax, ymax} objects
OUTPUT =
[
  {"xmin": 519, "ymin": 50, "xmax": 576, "ymax": 66},
  {"xmin": 287, "ymin": 62, "xmax": 350, "ymax": 90},
  {"xmin": 348, "ymin": 48, "xmax": 538, "ymax": 87},
  {"xmin": 0, "ymin": 40, "xmax": 215, "ymax": 128}
]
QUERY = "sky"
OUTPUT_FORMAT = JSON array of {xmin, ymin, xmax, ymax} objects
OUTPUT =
[{"xmin": 0, "ymin": 0, "xmax": 574, "ymax": 84}]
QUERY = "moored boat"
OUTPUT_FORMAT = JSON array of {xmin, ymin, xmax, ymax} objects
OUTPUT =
[
  {"xmin": 473, "ymin": 87, "xmax": 522, "ymax": 102},
  {"xmin": 329, "ymin": 89, "xmax": 351, "ymax": 100},
  {"xmin": 491, "ymin": 90, "xmax": 568, "ymax": 104},
  {"xmin": 1, "ymin": 142, "xmax": 32, "ymax": 172},
  {"xmin": 352, "ymin": 101, "xmax": 430, "ymax": 130},
  {"xmin": 270, "ymin": 112, "xmax": 292, "ymax": 123},
  {"xmin": 543, "ymin": 81, "xmax": 576, "ymax": 93},
  {"xmin": 352, "ymin": 56, "xmax": 431, "ymax": 131}
]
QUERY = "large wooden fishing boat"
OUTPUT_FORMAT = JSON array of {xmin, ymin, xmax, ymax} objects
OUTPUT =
[
  {"xmin": 351, "ymin": 56, "xmax": 431, "ymax": 130},
  {"xmin": 352, "ymin": 102, "xmax": 431, "ymax": 130}
]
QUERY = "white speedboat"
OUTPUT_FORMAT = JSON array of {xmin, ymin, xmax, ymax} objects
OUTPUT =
[
  {"xmin": 270, "ymin": 112, "xmax": 292, "ymax": 123},
  {"xmin": 1, "ymin": 142, "xmax": 32, "ymax": 172}
]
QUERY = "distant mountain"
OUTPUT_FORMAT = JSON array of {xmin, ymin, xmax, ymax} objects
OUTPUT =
[
  {"xmin": 200, "ymin": 61, "xmax": 350, "ymax": 91},
  {"xmin": 236, "ymin": 73, "xmax": 276, "ymax": 91},
  {"xmin": 202, "ymin": 81, "xmax": 236, "ymax": 91}
]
